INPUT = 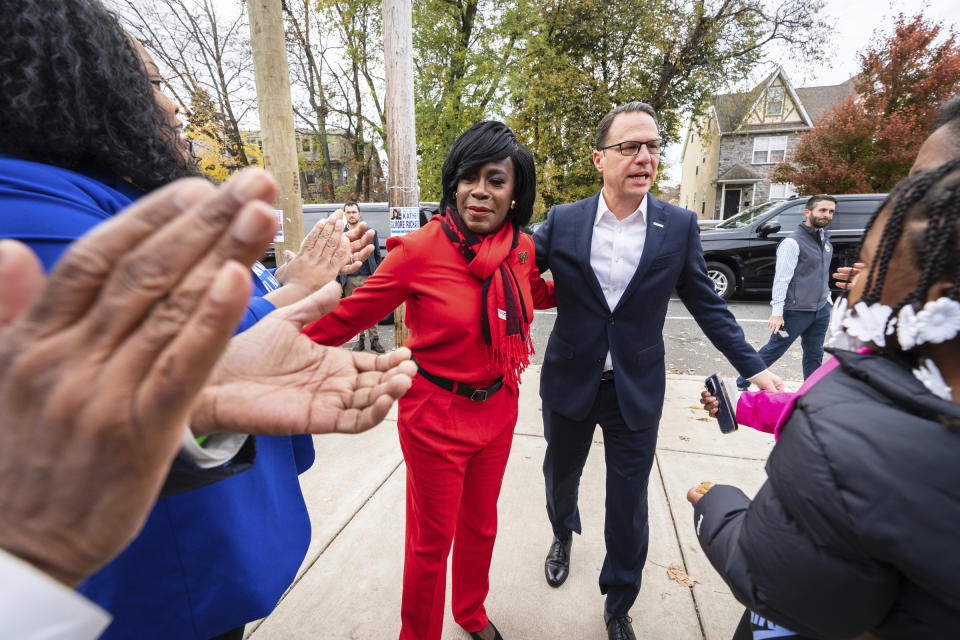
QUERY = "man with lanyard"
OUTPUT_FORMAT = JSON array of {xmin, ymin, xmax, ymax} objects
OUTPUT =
[{"xmin": 736, "ymin": 194, "xmax": 836, "ymax": 389}]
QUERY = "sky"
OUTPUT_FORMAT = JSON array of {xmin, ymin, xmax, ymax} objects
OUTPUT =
[{"xmin": 660, "ymin": 0, "xmax": 960, "ymax": 184}]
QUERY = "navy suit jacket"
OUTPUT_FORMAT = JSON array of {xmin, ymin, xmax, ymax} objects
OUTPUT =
[{"xmin": 533, "ymin": 193, "xmax": 765, "ymax": 429}]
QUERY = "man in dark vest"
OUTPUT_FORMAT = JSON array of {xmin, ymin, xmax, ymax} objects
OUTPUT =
[
  {"xmin": 736, "ymin": 194, "xmax": 836, "ymax": 389},
  {"xmin": 339, "ymin": 201, "xmax": 385, "ymax": 353}
]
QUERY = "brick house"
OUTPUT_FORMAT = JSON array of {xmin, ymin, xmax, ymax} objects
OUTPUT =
[{"xmin": 679, "ymin": 67, "xmax": 855, "ymax": 220}]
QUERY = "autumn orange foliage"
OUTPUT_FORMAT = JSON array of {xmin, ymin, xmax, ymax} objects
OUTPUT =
[{"xmin": 775, "ymin": 13, "xmax": 960, "ymax": 194}]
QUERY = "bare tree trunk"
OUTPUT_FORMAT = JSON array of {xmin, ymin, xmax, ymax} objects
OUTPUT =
[
  {"xmin": 382, "ymin": 0, "xmax": 418, "ymax": 346},
  {"xmin": 247, "ymin": 0, "xmax": 304, "ymax": 260}
]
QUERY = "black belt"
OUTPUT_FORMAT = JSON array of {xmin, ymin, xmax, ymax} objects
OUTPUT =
[
  {"xmin": 600, "ymin": 370, "xmax": 615, "ymax": 381},
  {"xmin": 416, "ymin": 363, "xmax": 504, "ymax": 401}
]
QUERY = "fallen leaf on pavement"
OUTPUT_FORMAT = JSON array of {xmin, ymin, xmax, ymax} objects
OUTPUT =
[
  {"xmin": 679, "ymin": 435, "xmax": 690, "ymax": 441},
  {"xmin": 667, "ymin": 563, "xmax": 701, "ymax": 588}
]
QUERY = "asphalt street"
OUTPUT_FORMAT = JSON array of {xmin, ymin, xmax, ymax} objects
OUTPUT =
[{"xmin": 348, "ymin": 292, "xmax": 807, "ymax": 384}]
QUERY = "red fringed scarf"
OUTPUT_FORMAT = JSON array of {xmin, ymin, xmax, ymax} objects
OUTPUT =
[{"xmin": 436, "ymin": 204, "xmax": 534, "ymax": 384}]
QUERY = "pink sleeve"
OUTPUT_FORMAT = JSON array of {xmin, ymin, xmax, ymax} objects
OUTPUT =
[{"xmin": 736, "ymin": 390, "xmax": 797, "ymax": 434}]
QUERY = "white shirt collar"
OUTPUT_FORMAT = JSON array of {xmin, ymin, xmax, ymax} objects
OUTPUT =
[{"xmin": 596, "ymin": 191, "xmax": 647, "ymax": 226}]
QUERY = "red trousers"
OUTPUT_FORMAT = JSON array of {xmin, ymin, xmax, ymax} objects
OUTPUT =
[{"xmin": 397, "ymin": 375, "xmax": 518, "ymax": 640}]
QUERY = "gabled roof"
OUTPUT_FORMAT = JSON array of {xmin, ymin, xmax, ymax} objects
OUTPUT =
[
  {"xmin": 716, "ymin": 163, "xmax": 763, "ymax": 183},
  {"xmin": 713, "ymin": 68, "xmax": 855, "ymax": 134},
  {"xmin": 713, "ymin": 70, "xmax": 773, "ymax": 132},
  {"xmin": 795, "ymin": 76, "xmax": 858, "ymax": 124}
]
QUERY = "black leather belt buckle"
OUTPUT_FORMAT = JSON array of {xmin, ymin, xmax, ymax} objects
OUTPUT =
[
  {"xmin": 469, "ymin": 388, "xmax": 489, "ymax": 401},
  {"xmin": 600, "ymin": 370, "xmax": 615, "ymax": 381}
]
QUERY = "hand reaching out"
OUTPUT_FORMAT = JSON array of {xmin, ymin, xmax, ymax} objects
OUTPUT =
[
  {"xmin": 750, "ymin": 370, "xmax": 785, "ymax": 392},
  {"xmin": 833, "ymin": 262, "xmax": 865, "ymax": 290},
  {"xmin": 189, "ymin": 281, "xmax": 417, "ymax": 437},
  {"xmin": 273, "ymin": 210, "xmax": 375, "ymax": 288}
]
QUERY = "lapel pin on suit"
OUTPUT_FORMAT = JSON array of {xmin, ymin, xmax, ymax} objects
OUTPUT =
[{"xmin": 652, "ymin": 221, "xmax": 664, "ymax": 228}]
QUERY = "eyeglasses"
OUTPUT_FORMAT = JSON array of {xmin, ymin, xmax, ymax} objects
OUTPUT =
[{"xmin": 599, "ymin": 139, "xmax": 663, "ymax": 156}]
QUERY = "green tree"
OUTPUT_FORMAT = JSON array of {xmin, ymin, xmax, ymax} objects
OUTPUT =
[
  {"xmin": 507, "ymin": 0, "xmax": 829, "ymax": 215},
  {"xmin": 316, "ymin": 0, "xmax": 387, "ymax": 200},
  {"xmin": 413, "ymin": 0, "xmax": 524, "ymax": 199},
  {"xmin": 284, "ymin": 0, "xmax": 338, "ymax": 200},
  {"xmin": 775, "ymin": 13, "xmax": 960, "ymax": 194}
]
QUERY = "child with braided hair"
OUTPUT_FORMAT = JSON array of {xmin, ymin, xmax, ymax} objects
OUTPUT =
[{"xmin": 688, "ymin": 98, "xmax": 960, "ymax": 640}]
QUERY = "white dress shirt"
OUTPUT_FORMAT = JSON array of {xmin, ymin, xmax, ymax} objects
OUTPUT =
[
  {"xmin": 590, "ymin": 192, "xmax": 648, "ymax": 371},
  {"xmin": 0, "ymin": 549, "xmax": 111, "ymax": 639},
  {"xmin": 770, "ymin": 236, "xmax": 800, "ymax": 317}
]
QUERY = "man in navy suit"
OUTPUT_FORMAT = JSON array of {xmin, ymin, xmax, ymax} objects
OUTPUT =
[{"xmin": 532, "ymin": 102, "xmax": 784, "ymax": 640}]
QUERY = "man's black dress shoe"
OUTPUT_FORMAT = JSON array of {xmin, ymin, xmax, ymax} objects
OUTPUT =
[
  {"xmin": 544, "ymin": 537, "xmax": 572, "ymax": 587},
  {"xmin": 603, "ymin": 610, "xmax": 636, "ymax": 640},
  {"xmin": 469, "ymin": 620, "xmax": 503, "ymax": 640}
]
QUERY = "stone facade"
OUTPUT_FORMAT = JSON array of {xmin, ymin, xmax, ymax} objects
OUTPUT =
[{"xmin": 713, "ymin": 130, "xmax": 804, "ymax": 217}]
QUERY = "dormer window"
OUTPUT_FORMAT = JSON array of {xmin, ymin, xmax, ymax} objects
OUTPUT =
[{"xmin": 766, "ymin": 87, "xmax": 784, "ymax": 116}]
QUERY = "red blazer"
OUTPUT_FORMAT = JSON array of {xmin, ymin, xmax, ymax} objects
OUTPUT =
[{"xmin": 304, "ymin": 221, "xmax": 555, "ymax": 385}]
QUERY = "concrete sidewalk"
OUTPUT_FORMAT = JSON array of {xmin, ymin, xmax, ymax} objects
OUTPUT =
[{"xmin": 246, "ymin": 367, "xmax": 788, "ymax": 640}]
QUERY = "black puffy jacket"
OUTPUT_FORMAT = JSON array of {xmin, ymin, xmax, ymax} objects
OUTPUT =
[{"xmin": 694, "ymin": 349, "xmax": 960, "ymax": 639}]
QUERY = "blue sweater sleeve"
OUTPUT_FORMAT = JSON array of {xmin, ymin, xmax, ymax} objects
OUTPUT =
[{"xmin": 238, "ymin": 295, "xmax": 277, "ymax": 333}]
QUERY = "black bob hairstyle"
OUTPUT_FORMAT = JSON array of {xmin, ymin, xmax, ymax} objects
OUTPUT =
[
  {"xmin": 0, "ymin": 0, "xmax": 195, "ymax": 191},
  {"xmin": 440, "ymin": 121, "xmax": 536, "ymax": 228}
]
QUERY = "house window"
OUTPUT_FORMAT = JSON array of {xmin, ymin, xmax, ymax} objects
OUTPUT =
[
  {"xmin": 305, "ymin": 172, "xmax": 316, "ymax": 185},
  {"xmin": 753, "ymin": 136, "xmax": 788, "ymax": 164},
  {"xmin": 768, "ymin": 182, "xmax": 797, "ymax": 200},
  {"xmin": 766, "ymin": 87, "xmax": 784, "ymax": 116}
]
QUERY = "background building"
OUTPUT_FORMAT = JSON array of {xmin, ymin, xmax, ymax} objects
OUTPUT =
[
  {"xmin": 190, "ymin": 128, "xmax": 386, "ymax": 203},
  {"xmin": 679, "ymin": 68, "xmax": 855, "ymax": 219}
]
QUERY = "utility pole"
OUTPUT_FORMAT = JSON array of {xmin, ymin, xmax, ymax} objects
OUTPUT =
[
  {"xmin": 246, "ymin": 0, "xmax": 304, "ymax": 263},
  {"xmin": 382, "ymin": 0, "xmax": 419, "ymax": 346}
]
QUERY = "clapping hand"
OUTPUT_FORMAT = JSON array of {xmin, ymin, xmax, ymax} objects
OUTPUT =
[
  {"xmin": 274, "ymin": 209, "xmax": 375, "ymax": 286},
  {"xmin": 0, "ymin": 169, "xmax": 279, "ymax": 586}
]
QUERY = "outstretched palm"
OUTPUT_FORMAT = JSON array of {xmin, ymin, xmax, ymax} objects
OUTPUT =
[{"xmin": 190, "ymin": 282, "xmax": 416, "ymax": 437}]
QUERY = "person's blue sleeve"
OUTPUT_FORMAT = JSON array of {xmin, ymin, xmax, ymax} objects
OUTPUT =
[{"xmin": 238, "ymin": 296, "xmax": 278, "ymax": 334}]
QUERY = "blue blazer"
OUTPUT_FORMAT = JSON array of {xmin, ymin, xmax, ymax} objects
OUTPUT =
[{"xmin": 533, "ymin": 193, "xmax": 764, "ymax": 429}]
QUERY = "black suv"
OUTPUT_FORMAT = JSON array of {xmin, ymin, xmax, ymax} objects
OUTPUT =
[{"xmin": 699, "ymin": 194, "xmax": 887, "ymax": 300}]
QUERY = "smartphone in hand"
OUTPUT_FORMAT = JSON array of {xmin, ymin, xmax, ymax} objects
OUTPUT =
[{"xmin": 704, "ymin": 374, "xmax": 738, "ymax": 434}]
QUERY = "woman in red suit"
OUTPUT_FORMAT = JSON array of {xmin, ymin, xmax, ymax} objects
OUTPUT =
[{"xmin": 304, "ymin": 121, "xmax": 554, "ymax": 640}]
